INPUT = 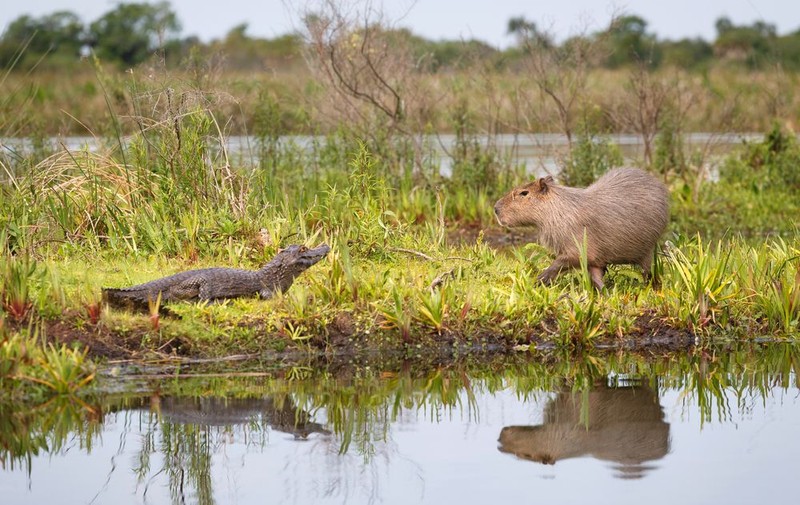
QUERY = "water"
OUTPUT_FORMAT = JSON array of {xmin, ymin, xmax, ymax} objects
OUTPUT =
[
  {"xmin": 1, "ymin": 346, "xmax": 798, "ymax": 504},
  {"xmin": 3, "ymin": 132, "xmax": 760, "ymax": 179}
]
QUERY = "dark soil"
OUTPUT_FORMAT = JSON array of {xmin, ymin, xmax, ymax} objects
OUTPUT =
[
  {"xmin": 449, "ymin": 223, "xmax": 539, "ymax": 249},
  {"xmin": 29, "ymin": 306, "xmax": 696, "ymax": 365}
]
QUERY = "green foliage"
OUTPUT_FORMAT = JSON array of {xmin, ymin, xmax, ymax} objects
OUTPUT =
[
  {"xmin": 665, "ymin": 238, "xmax": 737, "ymax": 329},
  {"xmin": 721, "ymin": 123, "xmax": 800, "ymax": 192},
  {"xmin": 670, "ymin": 178, "xmax": 800, "ymax": 239},
  {"xmin": 661, "ymin": 38, "xmax": 713, "ymax": 69},
  {"xmin": 603, "ymin": 15, "xmax": 662, "ymax": 68},
  {"xmin": 736, "ymin": 239, "xmax": 800, "ymax": 334},
  {"xmin": 1, "ymin": 254, "xmax": 38, "ymax": 323},
  {"xmin": 449, "ymin": 99, "xmax": 500, "ymax": 190},
  {"xmin": 23, "ymin": 343, "xmax": 95, "ymax": 395},
  {"xmin": 0, "ymin": 331, "xmax": 95, "ymax": 400},
  {"xmin": 4, "ymin": 6, "xmax": 800, "ymax": 75},
  {"xmin": 0, "ymin": 11, "xmax": 83, "ymax": 69},
  {"xmin": 653, "ymin": 115, "xmax": 686, "ymax": 178},
  {"xmin": 560, "ymin": 129, "xmax": 624, "ymax": 187},
  {"xmin": 318, "ymin": 141, "xmax": 407, "ymax": 257},
  {"xmin": 415, "ymin": 284, "xmax": 453, "ymax": 334},
  {"xmin": 88, "ymin": 2, "xmax": 180, "ymax": 67},
  {"xmin": 714, "ymin": 17, "xmax": 777, "ymax": 68}
]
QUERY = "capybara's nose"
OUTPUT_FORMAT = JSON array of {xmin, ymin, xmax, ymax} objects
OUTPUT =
[{"xmin": 493, "ymin": 204, "xmax": 499, "ymax": 215}]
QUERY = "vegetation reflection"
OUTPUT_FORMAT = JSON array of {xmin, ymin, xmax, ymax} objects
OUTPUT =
[{"xmin": 0, "ymin": 344, "xmax": 797, "ymax": 502}]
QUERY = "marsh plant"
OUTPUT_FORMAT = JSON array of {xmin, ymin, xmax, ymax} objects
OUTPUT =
[
  {"xmin": 1, "ymin": 254, "xmax": 38, "ymax": 323},
  {"xmin": 0, "ymin": 330, "xmax": 95, "ymax": 400},
  {"xmin": 560, "ymin": 128, "xmax": 624, "ymax": 187},
  {"xmin": 665, "ymin": 238, "xmax": 736, "ymax": 329}
]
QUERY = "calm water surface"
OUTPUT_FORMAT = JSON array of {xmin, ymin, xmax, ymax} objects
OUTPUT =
[
  {"xmin": 1, "ymin": 346, "xmax": 798, "ymax": 505},
  {"xmin": 6, "ymin": 132, "xmax": 760, "ymax": 178}
]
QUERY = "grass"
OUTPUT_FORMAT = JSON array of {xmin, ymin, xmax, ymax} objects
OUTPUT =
[
  {"xmin": 0, "ymin": 225, "xmax": 795, "ymax": 362},
  {"xmin": 1, "ymin": 71, "xmax": 799, "ymax": 400}
]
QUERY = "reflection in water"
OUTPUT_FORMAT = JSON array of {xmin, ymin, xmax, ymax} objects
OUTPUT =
[
  {"xmin": 498, "ymin": 382, "xmax": 669, "ymax": 478},
  {"xmin": 1, "ymin": 344, "xmax": 799, "ymax": 505},
  {"xmin": 131, "ymin": 394, "xmax": 332, "ymax": 505},
  {"xmin": 0, "ymin": 396, "xmax": 103, "ymax": 472},
  {"xmin": 151, "ymin": 395, "xmax": 331, "ymax": 437}
]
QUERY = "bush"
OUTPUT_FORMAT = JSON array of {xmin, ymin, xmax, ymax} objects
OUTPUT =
[
  {"xmin": 721, "ymin": 123, "xmax": 800, "ymax": 191},
  {"xmin": 560, "ymin": 130, "xmax": 623, "ymax": 187}
]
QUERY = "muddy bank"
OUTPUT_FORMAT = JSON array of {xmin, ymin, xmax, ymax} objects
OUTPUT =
[{"xmin": 32, "ymin": 308, "xmax": 696, "ymax": 364}]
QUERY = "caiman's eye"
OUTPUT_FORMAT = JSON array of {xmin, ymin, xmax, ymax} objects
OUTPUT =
[
  {"xmin": 299, "ymin": 246, "xmax": 308, "ymax": 252},
  {"xmin": 519, "ymin": 190, "xmax": 529, "ymax": 197}
]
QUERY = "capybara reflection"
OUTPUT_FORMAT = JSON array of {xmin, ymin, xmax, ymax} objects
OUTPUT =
[{"xmin": 498, "ymin": 383, "xmax": 669, "ymax": 478}]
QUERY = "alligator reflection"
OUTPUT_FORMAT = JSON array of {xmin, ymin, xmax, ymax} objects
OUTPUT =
[
  {"xmin": 130, "ymin": 393, "xmax": 331, "ymax": 505},
  {"xmin": 498, "ymin": 382, "xmax": 669, "ymax": 478},
  {"xmin": 149, "ymin": 395, "xmax": 331, "ymax": 438}
]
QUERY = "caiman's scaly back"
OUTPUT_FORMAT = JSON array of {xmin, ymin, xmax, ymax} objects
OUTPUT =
[{"xmin": 102, "ymin": 244, "xmax": 330, "ymax": 309}]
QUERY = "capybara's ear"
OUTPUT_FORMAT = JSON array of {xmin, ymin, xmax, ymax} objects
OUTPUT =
[{"xmin": 538, "ymin": 175, "xmax": 554, "ymax": 193}]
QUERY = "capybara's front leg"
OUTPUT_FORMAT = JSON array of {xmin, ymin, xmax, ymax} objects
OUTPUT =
[{"xmin": 537, "ymin": 257, "xmax": 574, "ymax": 284}]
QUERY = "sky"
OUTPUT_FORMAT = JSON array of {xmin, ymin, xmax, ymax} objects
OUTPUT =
[{"xmin": 2, "ymin": 0, "xmax": 799, "ymax": 48}]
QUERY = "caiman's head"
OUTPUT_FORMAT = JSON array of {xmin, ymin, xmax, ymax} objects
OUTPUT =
[{"xmin": 263, "ymin": 243, "xmax": 330, "ymax": 294}]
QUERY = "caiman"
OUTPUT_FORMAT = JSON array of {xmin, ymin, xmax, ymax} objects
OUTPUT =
[{"xmin": 103, "ymin": 244, "xmax": 330, "ymax": 309}]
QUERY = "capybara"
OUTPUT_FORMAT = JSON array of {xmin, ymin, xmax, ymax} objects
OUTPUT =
[{"xmin": 494, "ymin": 168, "xmax": 669, "ymax": 289}]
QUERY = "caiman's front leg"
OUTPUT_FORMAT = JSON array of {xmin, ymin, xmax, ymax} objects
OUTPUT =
[{"xmin": 166, "ymin": 276, "xmax": 205, "ymax": 301}]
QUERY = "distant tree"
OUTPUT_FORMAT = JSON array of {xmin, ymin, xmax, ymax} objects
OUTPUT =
[
  {"xmin": 161, "ymin": 35, "xmax": 202, "ymax": 67},
  {"xmin": 0, "ymin": 11, "xmax": 83, "ymax": 68},
  {"xmin": 390, "ymin": 28, "xmax": 497, "ymax": 71},
  {"xmin": 506, "ymin": 15, "xmax": 552, "ymax": 49},
  {"xmin": 713, "ymin": 16, "xmax": 776, "ymax": 67},
  {"xmin": 206, "ymin": 24, "xmax": 304, "ymax": 71},
  {"xmin": 603, "ymin": 15, "xmax": 661, "ymax": 68},
  {"xmin": 773, "ymin": 30, "xmax": 800, "ymax": 70},
  {"xmin": 87, "ymin": 1, "xmax": 180, "ymax": 66},
  {"xmin": 507, "ymin": 16, "xmax": 535, "ymax": 39},
  {"xmin": 661, "ymin": 38, "xmax": 713, "ymax": 69}
]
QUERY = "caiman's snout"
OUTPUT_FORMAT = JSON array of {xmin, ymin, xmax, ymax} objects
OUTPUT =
[
  {"xmin": 276, "ymin": 244, "xmax": 331, "ymax": 267},
  {"xmin": 293, "ymin": 243, "xmax": 330, "ymax": 266},
  {"xmin": 303, "ymin": 244, "xmax": 330, "ymax": 262}
]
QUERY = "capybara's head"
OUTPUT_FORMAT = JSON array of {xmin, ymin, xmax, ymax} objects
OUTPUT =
[{"xmin": 494, "ymin": 175, "xmax": 554, "ymax": 227}]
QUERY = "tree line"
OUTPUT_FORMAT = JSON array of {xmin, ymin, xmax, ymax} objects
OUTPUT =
[{"xmin": 1, "ymin": 1, "xmax": 799, "ymax": 72}]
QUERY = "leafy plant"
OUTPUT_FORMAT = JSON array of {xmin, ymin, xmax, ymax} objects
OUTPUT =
[
  {"xmin": 19, "ymin": 342, "xmax": 95, "ymax": 394},
  {"xmin": 376, "ymin": 285, "xmax": 412, "ymax": 342},
  {"xmin": 416, "ymin": 285, "xmax": 452, "ymax": 334},
  {"xmin": 560, "ymin": 127, "xmax": 623, "ymax": 187},
  {"xmin": 666, "ymin": 238, "xmax": 737, "ymax": 329},
  {"xmin": 1, "ymin": 254, "xmax": 39, "ymax": 323}
]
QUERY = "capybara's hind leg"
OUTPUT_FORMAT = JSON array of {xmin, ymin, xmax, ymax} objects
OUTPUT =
[
  {"xmin": 589, "ymin": 265, "xmax": 605, "ymax": 290},
  {"xmin": 639, "ymin": 251, "xmax": 659, "ymax": 287}
]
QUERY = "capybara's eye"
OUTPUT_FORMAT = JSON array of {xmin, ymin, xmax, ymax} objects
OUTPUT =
[{"xmin": 519, "ymin": 190, "xmax": 529, "ymax": 197}]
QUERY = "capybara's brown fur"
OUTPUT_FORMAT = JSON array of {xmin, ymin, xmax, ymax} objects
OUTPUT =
[{"xmin": 494, "ymin": 168, "xmax": 669, "ymax": 289}]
